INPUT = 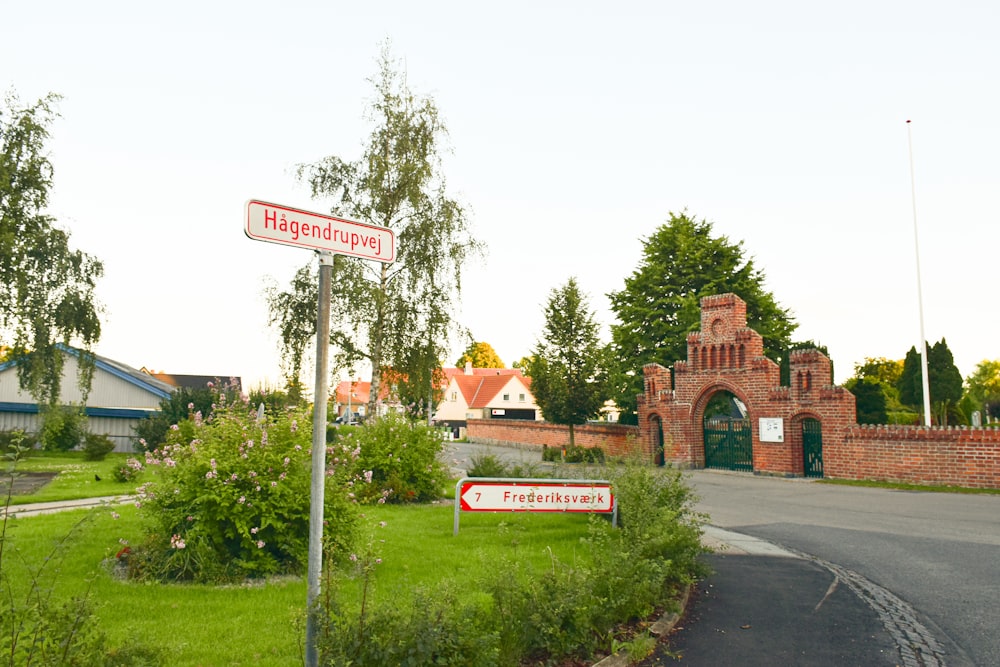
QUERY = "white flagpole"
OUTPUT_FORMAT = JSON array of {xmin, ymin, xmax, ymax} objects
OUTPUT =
[{"xmin": 906, "ymin": 120, "xmax": 932, "ymax": 426}]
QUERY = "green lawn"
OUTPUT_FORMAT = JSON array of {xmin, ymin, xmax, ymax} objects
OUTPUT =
[
  {"xmin": 4, "ymin": 451, "xmax": 139, "ymax": 504},
  {"xmin": 2, "ymin": 501, "xmax": 596, "ymax": 666},
  {"xmin": 818, "ymin": 477, "xmax": 1000, "ymax": 494}
]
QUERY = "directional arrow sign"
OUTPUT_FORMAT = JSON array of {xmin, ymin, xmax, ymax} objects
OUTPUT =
[{"xmin": 459, "ymin": 481, "xmax": 614, "ymax": 513}]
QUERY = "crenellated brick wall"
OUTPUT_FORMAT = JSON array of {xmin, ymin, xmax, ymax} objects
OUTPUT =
[
  {"xmin": 466, "ymin": 418, "xmax": 1000, "ymax": 489},
  {"xmin": 467, "ymin": 419, "xmax": 639, "ymax": 457},
  {"xmin": 830, "ymin": 425, "xmax": 1000, "ymax": 489}
]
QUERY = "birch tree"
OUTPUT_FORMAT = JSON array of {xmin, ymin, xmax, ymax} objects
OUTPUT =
[
  {"xmin": 266, "ymin": 48, "xmax": 479, "ymax": 416},
  {"xmin": 0, "ymin": 91, "xmax": 103, "ymax": 406}
]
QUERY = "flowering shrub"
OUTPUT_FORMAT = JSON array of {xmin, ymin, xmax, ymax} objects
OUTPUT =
[
  {"xmin": 112, "ymin": 457, "xmax": 144, "ymax": 483},
  {"xmin": 126, "ymin": 392, "xmax": 360, "ymax": 582},
  {"xmin": 335, "ymin": 413, "xmax": 449, "ymax": 504}
]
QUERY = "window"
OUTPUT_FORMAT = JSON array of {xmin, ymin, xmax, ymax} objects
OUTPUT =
[
  {"xmin": 503, "ymin": 393, "xmax": 510, "ymax": 401},
  {"xmin": 519, "ymin": 393, "xmax": 526, "ymax": 402},
  {"xmin": 451, "ymin": 391, "xmax": 457, "ymax": 401}
]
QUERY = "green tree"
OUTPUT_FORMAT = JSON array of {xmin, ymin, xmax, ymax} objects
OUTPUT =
[
  {"xmin": 526, "ymin": 278, "xmax": 608, "ymax": 447},
  {"xmin": 1, "ymin": 91, "xmax": 103, "ymax": 406},
  {"xmin": 963, "ymin": 359, "xmax": 1000, "ymax": 422},
  {"xmin": 845, "ymin": 377, "xmax": 888, "ymax": 424},
  {"xmin": 383, "ymin": 347, "xmax": 445, "ymax": 422},
  {"xmin": 853, "ymin": 357, "xmax": 904, "ymax": 389},
  {"xmin": 897, "ymin": 339, "xmax": 964, "ymax": 424},
  {"xmin": 512, "ymin": 355, "xmax": 534, "ymax": 372},
  {"xmin": 455, "ymin": 341, "xmax": 504, "ymax": 368},
  {"xmin": 847, "ymin": 356, "xmax": 908, "ymax": 423},
  {"xmin": 779, "ymin": 340, "xmax": 831, "ymax": 386},
  {"xmin": 897, "ymin": 345, "xmax": 923, "ymax": 410},
  {"xmin": 929, "ymin": 338, "xmax": 963, "ymax": 423},
  {"xmin": 266, "ymin": 47, "xmax": 480, "ymax": 417},
  {"xmin": 607, "ymin": 212, "xmax": 796, "ymax": 423}
]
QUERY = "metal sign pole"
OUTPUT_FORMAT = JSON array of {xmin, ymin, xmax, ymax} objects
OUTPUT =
[
  {"xmin": 244, "ymin": 200, "xmax": 394, "ymax": 667},
  {"xmin": 305, "ymin": 252, "xmax": 333, "ymax": 667}
]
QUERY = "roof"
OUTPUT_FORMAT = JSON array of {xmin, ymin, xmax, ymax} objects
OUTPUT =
[
  {"xmin": 333, "ymin": 379, "xmax": 394, "ymax": 405},
  {"xmin": 334, "ymin": 368, "xmax": 531, "ymax": 406},
  {"xmin": 150, "ymin": 373, "xmax": 242, "ymax": 392},
  {"xmin": 450, "ymin": 373, "xmax": 531, "ymax": 409},
  {"xmin": 0, "ymin": 345, "xmax": 175, "ymax": 399},
  {"xmin": 441, "ymin": 367, "xmax": 523, "ymax": 380}
]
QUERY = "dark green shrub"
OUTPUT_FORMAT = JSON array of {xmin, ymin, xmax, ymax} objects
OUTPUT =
[
  {"xmin": 563, "ymin": 444, "xmax": 605, "ymax": 463},
  {"xmin": 38, "ymin": 405, "xmax": 87, "ymax": 451},
  {"xmin": 0, "ymin": 429, "xmax": 36, "ymax": 454},
  {"xmin": 82, "ymin": 432, "xmax": 116, "ymax": 460},
  {"xmin": 467, "ymin": 453, "xmax": 508, "ymax": 478},
  {"xmin": 507, "ymin": 461, "xmax": 542, "ymax": 478}
]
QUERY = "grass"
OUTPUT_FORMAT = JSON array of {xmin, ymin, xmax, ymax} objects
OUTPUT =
[
  {"xmin": 2, "ymin": 500, "xmax": 597, "ymax": 666},
  {"xmin": 4, "ymin": 451, "xmax": 139, "ymax": 504},
  {"xmin": 818, "ymin": 477, "xmax": 1000, "ymax": 495}
]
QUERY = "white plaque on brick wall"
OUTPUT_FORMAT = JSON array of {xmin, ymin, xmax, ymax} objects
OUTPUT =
[{"xmin": 759, "ymin": 418, "xmax": 784, "ymax": 442}]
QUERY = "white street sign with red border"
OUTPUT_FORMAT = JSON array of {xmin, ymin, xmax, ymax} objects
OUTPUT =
[
  {"xmin": 459, "ymin": 480, "xmax": 614, "ymax": 513},
  {"xmin": 245, "ymin": 199, "xmax": 395, "ymax": 262}
]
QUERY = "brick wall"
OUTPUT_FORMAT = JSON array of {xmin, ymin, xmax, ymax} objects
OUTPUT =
[
  {"xmin": 467, "ymin": 419, "xmax": 639, "ymax": 457},
  {"xmin": 829, "ymin": 425, "xmax": 1000, "ymax": 489}
]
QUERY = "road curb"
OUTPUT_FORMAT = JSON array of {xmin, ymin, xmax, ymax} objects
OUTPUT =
[{"xmin": 593, "ymin": 583, "xmax": 693, "ymax": 667}]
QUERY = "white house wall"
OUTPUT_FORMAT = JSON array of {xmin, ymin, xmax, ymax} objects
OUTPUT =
[
  {"xmin": 433, "ymin": 375, "xmax": 541, "ymax": 422},
  {"xmin": 435, "ymin": 378, "xmax": 475, "ymax": 421},
  {"xmin": 484, "ymin": 377, "xmax": 540, "ymax": 416}
]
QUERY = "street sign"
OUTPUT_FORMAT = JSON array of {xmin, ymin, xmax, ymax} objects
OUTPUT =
[
  {"xmin": 454, "ymin": 477, "xmax": 616, "ymax": 534},
  {"xmin": 245, "ymin": 199, "xmax": 395, "ymax": 262},
  {"xmin": 459, "ymin": 480, "xmax": 614, "ymax": 513}
]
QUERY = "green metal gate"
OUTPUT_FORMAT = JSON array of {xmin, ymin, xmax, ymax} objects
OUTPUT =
[
  {"xmin": 704, "ymin": 419, "xmax": 753, "ymax": 472},
  {"xmin": 802, "ymin": 419, "xmax": 823, "ymax": 478}
]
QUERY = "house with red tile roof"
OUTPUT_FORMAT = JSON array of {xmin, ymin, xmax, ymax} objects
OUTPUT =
[{"xmin": 434, "ymin": 362, "xmax": 540, "ymax": 438}]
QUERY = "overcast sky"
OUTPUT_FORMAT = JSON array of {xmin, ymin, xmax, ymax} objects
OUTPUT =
[{"xmin": 4, "ymin": 1, "xmax": 997, "ymax": 392}]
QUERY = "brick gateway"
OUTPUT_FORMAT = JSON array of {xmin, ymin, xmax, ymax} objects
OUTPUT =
[
  {"xmin": 638, "ymin": 293, "xmax": 856, "ymax": 476},
  {"xmin": 468, "ymin": 293, "xmax": 1000, "ymax": 489}
]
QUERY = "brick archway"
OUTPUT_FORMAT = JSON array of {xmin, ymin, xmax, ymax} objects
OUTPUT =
[
  {"xmin": 637, "ymin": 294, "xmax": 856, "ymax": 476},
  {"xmin": 697, "ymin": 384, "xmax": 754, "ymax": 472}
]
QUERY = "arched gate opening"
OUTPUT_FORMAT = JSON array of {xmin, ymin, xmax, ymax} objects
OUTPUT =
[
  {"xmin": 702, "ymin": 390, "xmax": 753, "ymax": 472},
  {"xmin": 802, "ymin": 418, "xmax": 823, "ymax": 478}
]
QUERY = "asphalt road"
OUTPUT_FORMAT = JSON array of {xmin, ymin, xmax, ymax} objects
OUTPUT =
[{"xmin": 685, "ymin": 470, "xmax": 999, "ymax": 667}]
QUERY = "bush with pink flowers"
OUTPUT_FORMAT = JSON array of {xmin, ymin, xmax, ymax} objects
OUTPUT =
[{"xmin": 124, "ymin": 392, "xmax": 360, "ymax": 582}]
